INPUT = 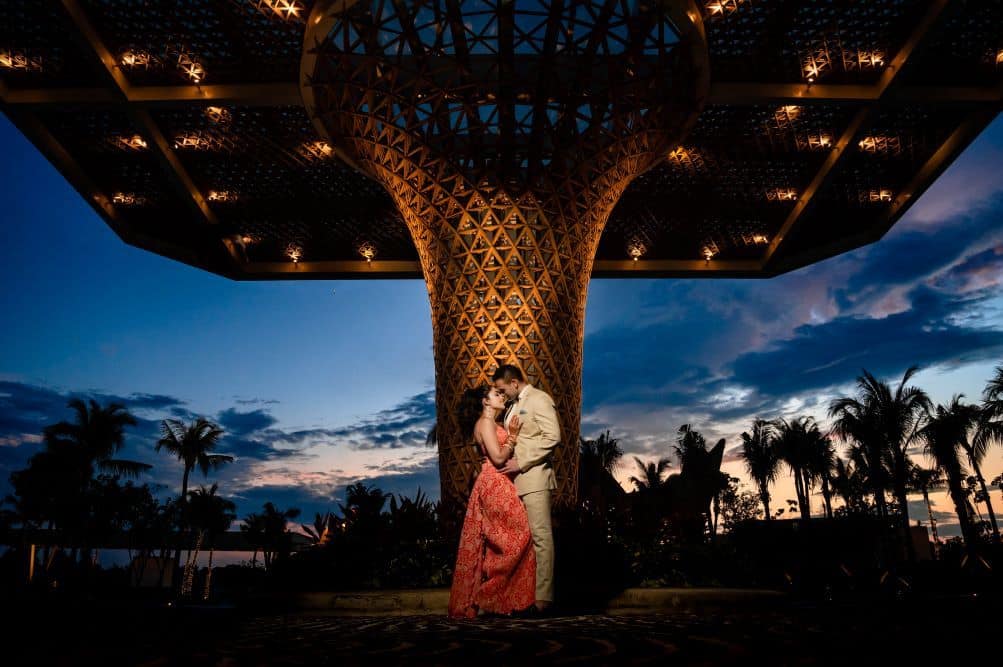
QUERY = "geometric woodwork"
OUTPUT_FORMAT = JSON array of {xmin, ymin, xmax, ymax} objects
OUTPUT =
[{"xmin": 301, "ymin": 0, "xmax": 708, "ymax": 508}]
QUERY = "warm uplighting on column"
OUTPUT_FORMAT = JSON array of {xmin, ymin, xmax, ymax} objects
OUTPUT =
[
  {"xmin": 358, "ymin": 241, "xmax": 377, "ymax": 263},
  {"xmin": 996, "ymin": 49, "xmax": 1003, "ymax": 67},
  {"xmin": 258, "ymin": 0, "xmax": 305, "ymax": 21},
  {"xmin": 627, "ymin": 240, "xmax": 646, "ymax": 262},
  {"xmin": 204, "ymin": 106, "xmax": 232, "ymax": 125},
  {"xmin": 767, "ymin": 189, "xmax": 799, "ymax": 202},
  {"xmin": 286, "ymin": 243, "xmax": 303, "ymax": 263},
  {"xmin": 176, "ymin": 52, "xmax": 206, "ymax": 83}
]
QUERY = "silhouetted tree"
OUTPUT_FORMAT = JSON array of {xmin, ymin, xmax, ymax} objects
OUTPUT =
[
  {"xmin": 919, "ymin": 396, "xmax": 979, "ymax": 552},
  {"xmin": 739, "ymin": 419, "xmax": 779, "ymax": 520}
]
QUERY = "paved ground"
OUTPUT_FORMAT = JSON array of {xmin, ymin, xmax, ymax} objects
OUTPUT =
[{"xmin": 6, "ymin": 594, "xmax": 996, "ymax": 665}]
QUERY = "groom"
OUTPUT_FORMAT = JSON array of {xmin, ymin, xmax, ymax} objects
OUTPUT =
[{"xmin": 493, "ymin": 364, "xmax": 560, "ymax": 612}]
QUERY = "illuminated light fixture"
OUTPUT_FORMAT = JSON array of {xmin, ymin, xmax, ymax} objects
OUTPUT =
[
  {"xmin": 627, "ymin": 240, "xmax": 646, "ymax": 262},
  {"xmin": 773, "ymin": 105, "xmax": 802, "ymax": 129},
  {"xmin": 867, "ymin": 189, "xmax": 894, "ymax": 203},
  {"xmin": 119, "ymin": 49, "xmax": 153, "ymax": 70},
  {"xmin": 667, "ymin": 146, "xmax": 690, "ymax": 163},
  {"xmin": 996, "ymin": 49, "xmax": 1003, "ymax": 66},
  {"xmin": 115, "ymin": 134, "xmax": 148, "ymax": 151},
  {"xmin": 258, "ymin": 0, "xmax": 305, "ymax": 20},
  {"xmin": 796, "ymin": 132, "xmax": 833, "ymax": 151},
  {"xmin": 802, "ymin": 43, "xmax": 832, "ymax": 82},
  {"xmin": 176, "ymin": 52, "xmax": 205, "ymax": 84},
  {"xmin": 173, "ymin": 132, "xmax": 211, "ymax": 150},
  {"xmin": 844, "ymin": 49, "xmax": 885, "ymax": 70},
  {"xmin": 286, "ymin": 243, "xmax": 303, "ymax": 263},
  {"xmin": 767, "ymin": 189, "xmax": 799, "ymax": 202},
  {"xmin": 112, "ymin": 192, "xmax": 145, "ymax": 206},
  {"xmin": 751, "ymin": 234, "xmax": 769, "ymax": 245},
  {"xmin": 666, "ymin": 146, "xmax": 705, "ymax": 173},
  {"xmin": 204, "ymin": 106, "xmax": 232, "ymax": 125},
  {"xmin": 705, "ymin": 0, "xmax": 744, "ymax": 16},
  {"xmin": 0, "ymin": 48, "xmax": 42, "ymax": 71},
  {"xmin": 857, "ymin": 135, "xmax": 902, "ymax": 155},
  {"xmin": 298, "ymin": 140, "xmax": 334, "ymax": 162},
  {"xmin": 358, "ymin": 241, "xmax": 377, "ymax": 263},
  {"xmin": 207, "ymin": 190, "xmax": 237, "ymax": 203}
]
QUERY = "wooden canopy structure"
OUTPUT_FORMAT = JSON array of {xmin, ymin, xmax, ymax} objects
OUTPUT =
[{"xmin": 2, "ymin": 0, "xmax": 1001, "ymax": 509}]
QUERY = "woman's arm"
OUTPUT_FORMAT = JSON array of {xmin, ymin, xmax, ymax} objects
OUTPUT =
[{"xmin": 476, "ymin": 420, "xmax": 512, "ymax": 467}]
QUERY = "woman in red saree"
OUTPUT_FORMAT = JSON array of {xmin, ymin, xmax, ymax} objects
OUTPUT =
[{"xmin": 448, "ymin": 385, "xmax": 536, "ymax": 618}]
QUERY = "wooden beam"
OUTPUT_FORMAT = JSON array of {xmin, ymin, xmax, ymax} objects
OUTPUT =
[
  {"xmin": 3, "ymin": 80, "xmax": 996, "ymax": 108},
  {"xmin": 126, "ymin": 82, "xmax": 302, "ymax": 106},
  {"xmin": 592, "ymin": 258, "xmax": 763, "ymax": 278},
  {"xmin": 242, "ymin": 260, "xmax": 424, "ymax": 279},
  {"xmin": 762, "ymin": 0, "xmax": 951, "ymax": 269},
  {"xmin": 709, "ymin": 82, "xmax": 878, "ymax": 104}
]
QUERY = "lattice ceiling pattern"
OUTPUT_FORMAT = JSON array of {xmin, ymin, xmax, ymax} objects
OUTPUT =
[{"xmin": 0, "ymin": 0, "xmax": 999, "ymax": 276}]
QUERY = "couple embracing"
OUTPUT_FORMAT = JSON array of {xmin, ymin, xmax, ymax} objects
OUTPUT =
[{"xmin": 448, "ymin": 364, "xmax": 559, "ymax": 618}]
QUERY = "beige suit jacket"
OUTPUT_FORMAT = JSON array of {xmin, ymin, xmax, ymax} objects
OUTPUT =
[{"xmin": 507, "ymin": 385, "xmax": 561, "ymax": 497}]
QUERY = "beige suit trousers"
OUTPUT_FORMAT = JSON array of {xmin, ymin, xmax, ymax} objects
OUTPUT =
[{"xmin": 521, "ymin": 488, "xmax": 554, "ymax": 602}]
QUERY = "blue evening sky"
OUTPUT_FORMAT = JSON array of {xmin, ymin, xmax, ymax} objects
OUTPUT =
[{"xmin": 2, "ymin": 113, "xmax": 1002, "ymax": 535}]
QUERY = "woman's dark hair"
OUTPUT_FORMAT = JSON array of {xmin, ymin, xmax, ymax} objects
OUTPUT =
[{"xmin": 458, "ymin": 385, "xmax": 491, "ymax": 441}]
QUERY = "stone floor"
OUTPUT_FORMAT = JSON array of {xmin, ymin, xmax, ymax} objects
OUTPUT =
[{"xmin": 6, "ymin": 593, "xmax": 996, "ymax": 665}]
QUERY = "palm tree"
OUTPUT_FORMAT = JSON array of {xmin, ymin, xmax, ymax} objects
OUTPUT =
[
  {"xmin": 628, "ymin": 456, "xmax": 671, "ymax": 491},
  {"xmin": 181, "ymin": 484, "xmax": 236, "ymax": 599},
  {"xmin": 739, "ymin": 419, "xmax": 780, "ymax": 520},
  {"xmin": 919, "ymin": 396, "xmax": 979, "ymax": 552},
  {"xmin": 45, "ymin": 398, "xmax": 151, "ymax": 479},
  {"xmin": 772, "ymin": 416, "xmax": 820, "ymax": 520},
  {"xmin": 830, "ymin": 454, "xmax": 870, "ymax": 516},
  {"xmin": 155, "ymin": 418, "xmax": 232, "ymax": 506},
  {"xmin": 339, "ymin": 483, "xmax": 388, "ymax": 534},
  {"xmin": 301, "ymin": 512, "xmax": 335, "ymax": 545},
  {"xmin": 240, "ymin": 512, "xmax": 266, "ymax": 568},
  {"xmin": 830, "ymin": 367, "xmax": 931, "ymax": 559},
  {"xmin": 971, "ymin": 367, "xmax": 1003, "ymax": 540},
  {"xmin": 579, "ymin": 431, "xmax": 626, "ymax": 530},
  {"xmin": 806, "ymin": 434, "xmax": 837, "ymax": 518},
  {"xmin": 260, "ymin": 502, "xmax": 301, "ymax": 570},
  {"xmin": 908, "ymin": 464, "xmax": 945, "ymax": 557}
]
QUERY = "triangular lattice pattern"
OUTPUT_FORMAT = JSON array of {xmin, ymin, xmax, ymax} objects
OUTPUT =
[{"xmin": 305, "ymin": 0, "xmax": 706, "ymax": 510}]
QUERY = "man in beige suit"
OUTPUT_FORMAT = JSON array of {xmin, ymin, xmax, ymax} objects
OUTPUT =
[{"xmin": 493, "ymin": 364, "xmax": 560, "ymax": 612}]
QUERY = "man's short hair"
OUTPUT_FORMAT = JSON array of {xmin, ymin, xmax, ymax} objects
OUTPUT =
[{"xmin": 492, "ymin": 364, "xmax": 524, "ymax": 383}]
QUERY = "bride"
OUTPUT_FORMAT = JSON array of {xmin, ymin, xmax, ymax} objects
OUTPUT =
[{"xmin": 448, "ymin": 385, "xmax": 536, "ymax": 618}]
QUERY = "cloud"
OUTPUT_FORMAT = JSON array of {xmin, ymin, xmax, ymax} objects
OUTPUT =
[
  {"xmin": 729, "ymin": 285, "xmax": 1003, "ymax": 401},
  {"xmin": 217, "ymin": 408, "xmax": 278, "ymax": 437},
  {"xmin": 325, "ymin": 389, "xmax": 436, "ymax": 449}
]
